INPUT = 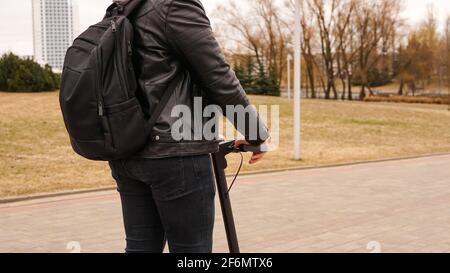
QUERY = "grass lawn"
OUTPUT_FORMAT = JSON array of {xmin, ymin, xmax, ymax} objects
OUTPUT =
[{"xmin": 1, "ymin": 91, "xmax": 449, "ymax": 198}]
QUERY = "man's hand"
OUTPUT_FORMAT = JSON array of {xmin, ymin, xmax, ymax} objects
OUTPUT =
[{"xmin": 234, "ymin": 140, "xmax": 267, "ymax": 165}]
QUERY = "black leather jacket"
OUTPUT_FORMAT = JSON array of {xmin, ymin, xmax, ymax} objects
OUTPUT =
[{"xmin": 130, "ymin": 0, "xmax": 269, "ymax": 158}]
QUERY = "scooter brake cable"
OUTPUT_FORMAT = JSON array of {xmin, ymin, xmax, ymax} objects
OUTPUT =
[{"xmin": 227, "ymin": 152, "xmax": 244, "ymax": 194}]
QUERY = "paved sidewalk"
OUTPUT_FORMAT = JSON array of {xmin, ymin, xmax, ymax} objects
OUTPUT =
[{"xmin": 1, "ymin": 155, "xmax": 450, "ymax": 253}]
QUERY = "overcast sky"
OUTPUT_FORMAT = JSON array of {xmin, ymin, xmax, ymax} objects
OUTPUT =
[{"xmin": 0, "ymin": 0, "xmax": 449, "ymax": 56}]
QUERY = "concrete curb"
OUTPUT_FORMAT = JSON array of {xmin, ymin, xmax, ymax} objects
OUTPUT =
[
  {"xmin": 0, "ymin": 187, "xmax": 116, "ymax": 205},
  {"xmin": 237, "ymin": 152, "xmax": 450, "ymax": 176},
  {"xmin": 1, "ymin": 152, "xmax": 449, "ymax": 204}
]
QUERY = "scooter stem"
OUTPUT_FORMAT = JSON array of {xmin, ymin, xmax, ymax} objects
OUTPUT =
[
  {"xmin": 212, "ymin": 140, "xmax": 240, "ymax": 253},
  {"xmin": 212, "ymin": 140, "xmax": 264, "ymax": 253}
]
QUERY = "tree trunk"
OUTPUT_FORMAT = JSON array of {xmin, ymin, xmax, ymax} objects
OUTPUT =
[
  {"xmin": 308, "ymin": 65, "xmax": 316, "ymax": 99},
  {"xmin": 325, "ymin": 83, "xmax": 331, "ymax": 99},
  {"xmin": 340, "ymin": 77, "xmax": 346, "ymax": 100},
  {"xmin": 318, "ymin": 73, "xmax": 327, "ymax": 99},
  {"xmin": 347, "ymin": 76, "xmax": 353, "ymax": 101},
  {"xmin": 367, "ymin": 86, "xmax": 375, "ymax": 96},
  {"xmin": 304, "ymin": 55, "xmax": 316, "ymax": 99},
  {"xmin": 398, "ymin": 79, "xmax": 404, "ymax": 95},
  {"xmin": 331, "ymin": 81, "xmax": 338, "ymax": 100},
  {"xmin": 359, "ymin": 85, "xmax": 366, "ymax": 100},
  {"xmin": 305, "ymin": 76, "xmax": 310, "ymax": 98}
]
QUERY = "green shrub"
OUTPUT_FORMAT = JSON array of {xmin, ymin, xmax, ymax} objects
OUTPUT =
[
  {"xmin": 0, "ymin": 53, "xmax": 60, "ymax": 92},
  {"xmin": 233, "ymin": 58, "xmax": 280, "ymax": 96}
]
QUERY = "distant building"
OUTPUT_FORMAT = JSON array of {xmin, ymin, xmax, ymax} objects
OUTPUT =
[{"xmin": 32, "ymin": 0, "xmax": 79, "ymax": 72}]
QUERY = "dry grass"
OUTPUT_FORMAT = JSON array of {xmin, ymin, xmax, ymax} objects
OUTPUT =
[
  {"xmin": 1, "ymin": 92, "xmax": 450, "ymax": 198},
  {"xmin": 365, "ymin": 95, "xmax": 450, "ymax": 105}
]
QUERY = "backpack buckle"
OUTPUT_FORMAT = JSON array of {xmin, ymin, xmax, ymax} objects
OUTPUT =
[
  {"xmin": 110, "ymin": 5, "xmax": 124, "ymax": 17},
  {"xmin": 116, "ymin": 5, "xmax": 125, "ymax": 14}
]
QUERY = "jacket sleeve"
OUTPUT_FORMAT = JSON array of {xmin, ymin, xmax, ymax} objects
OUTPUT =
[{"xmin": 164, "ymin": 0, "xmax": 269, "ymax": 144}]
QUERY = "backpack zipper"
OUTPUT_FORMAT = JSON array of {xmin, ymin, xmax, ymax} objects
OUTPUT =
[
  {"xmin": 127, "ymin": 41, "xmax": 134, "ymax": 71},
  {"xmin": 110, "ymin": 20, "xmax": 117, "ymax": 32},
  {"xmin": 98, "ymin": 100, "xmax": 104, "ymax": 116},
  {"xmin": 127, "ymin": 41, "xmax": 132, "ymax": 56},
  {"xmin": 111, "ymin": 18, "xmax": 129, "ymax": 100},
  {"xmin": 96, "ymin": 49, "xmax": 104, "ymax": 117}
]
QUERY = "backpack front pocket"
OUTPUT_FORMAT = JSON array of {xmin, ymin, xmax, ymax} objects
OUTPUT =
[{"xmin": 104, "ymin": 97, "xmax": 149, "ymax": 158}]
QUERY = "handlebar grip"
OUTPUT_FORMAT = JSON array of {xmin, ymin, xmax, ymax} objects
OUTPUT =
[{"xmin": 239, "ymin": 144, "xmax": 265, "ymax": 153}]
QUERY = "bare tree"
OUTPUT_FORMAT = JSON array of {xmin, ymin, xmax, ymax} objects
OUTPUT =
[
  {"xmin": 396, "ymin": 7, "xmax": 442, "ymax": 96},
  {"xmin": 214, "ymin": 0, "xmax": 436, "ymax": 103},
  {"xmin": 215, "ymin": 0, "xmax": 290, "ymax": 92},
  {"xmin": 284, "ymin": 0, "xmax": 324, "ymax": 98},
  {"xmin": 334, "ymin": 0, "xmax": 357, "ymax": 100},
  {"xmin": 354, "ymin": 0, "xmax": 401, "ymax": 99},
  {"xmin": 298, "ymin": 0, "xmax": 318, "ymax": 98},
  {"xmin": 307, "ymin": 0, "xmax": 340, "ymax": 99}
]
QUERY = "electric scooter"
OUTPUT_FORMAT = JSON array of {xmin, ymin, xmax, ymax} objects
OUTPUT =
[{"xmin": 212, "ymin": 140, "xmax": 263, "ymax": 253}]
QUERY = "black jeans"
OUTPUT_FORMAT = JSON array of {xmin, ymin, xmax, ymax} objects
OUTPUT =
[{"xmin": 109, "ymin": 155, "xmax": 216, "ymax": 253}]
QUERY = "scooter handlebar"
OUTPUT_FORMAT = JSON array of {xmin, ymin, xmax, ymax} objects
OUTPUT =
[
  {"xmin": 238, "ymin": 144, "xmax": 265, "ymax": 153},
  {"xmin": 218, "ymin": 140, "xmax": 267, "ymax": 154}
]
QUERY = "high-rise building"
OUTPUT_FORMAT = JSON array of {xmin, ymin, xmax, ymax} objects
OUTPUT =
[{"xmin": 32, "ymin": 0, "xmax": 79, "ymax": 72}]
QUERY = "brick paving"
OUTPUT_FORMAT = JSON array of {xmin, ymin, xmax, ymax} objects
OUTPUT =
[{"xmin": 1, "ymin": 154, "xmax": 449, "ymax": 253}]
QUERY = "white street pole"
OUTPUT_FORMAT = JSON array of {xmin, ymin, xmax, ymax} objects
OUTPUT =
[
  {"xmin": 287, "ymin": 55, "xmax": 292, "ymax": 100},
  {"xmin": 293, "ymin": 0, "xmax": 302, "ymax": 160}
]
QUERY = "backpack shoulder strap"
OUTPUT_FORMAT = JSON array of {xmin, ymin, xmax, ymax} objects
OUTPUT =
[
  {"xmin": 146, "ymin": 72, "xmax": 183, "ymax": 136},
  {"xmin": 105, "ymin": 0, "xmax": 144, "ymax": 18}
]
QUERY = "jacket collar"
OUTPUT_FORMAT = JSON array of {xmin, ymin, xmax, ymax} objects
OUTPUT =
[{"xmin": 113, "ymin": 0, "xmax": 132, "ymax": 6}]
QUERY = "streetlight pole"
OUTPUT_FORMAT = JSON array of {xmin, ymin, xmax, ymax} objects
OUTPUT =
[
  {"xmin": 293, "ymin": 0, "xmax": 302, "ymax": 160},
  {"xmin": 287, "ymin": 54, "xmax": 292, "ymax": 100}
]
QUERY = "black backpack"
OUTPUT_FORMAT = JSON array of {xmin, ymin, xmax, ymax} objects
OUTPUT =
[{"xmin": 60, "ymin": 0, "xmax": 179, "ymax": 161}]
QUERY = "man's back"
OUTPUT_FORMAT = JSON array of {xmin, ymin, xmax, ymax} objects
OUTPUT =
[{"xmin": 129, "ymin": 0, "xmax": 268, "ymax": 158}]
